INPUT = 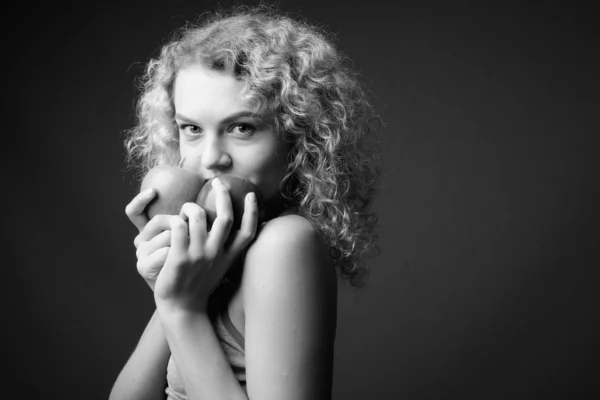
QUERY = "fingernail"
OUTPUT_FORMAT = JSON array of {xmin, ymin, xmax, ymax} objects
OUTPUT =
[
  {"xmin": 143, "ymin": 187, "xmax": 154, "ymax": 195},
  {"xmin": 212, "ymin": 178, "xmax": 224, "ymax": 189},
  {"xmin": 249, "ymin": 192, "xmax": 256, "ymax": 203}
]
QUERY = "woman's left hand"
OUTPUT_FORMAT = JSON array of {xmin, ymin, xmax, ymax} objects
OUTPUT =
[{"xmin": 153, "ymin": 178, "xmax": 259, "ymax": 314}]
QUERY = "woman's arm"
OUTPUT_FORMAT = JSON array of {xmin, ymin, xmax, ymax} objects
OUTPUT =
[
  {"xmin": 157, "ymin": 213, "xmax": 337, "ymax": 400},
  {"xmin": 242, "ymin": 214, "xmax": 338, "ymax": 400},
  {"xmin": 111, "ymin": 188, "xmax": 173, "ymax": 399},
  {"xmin": 160, "ymin": 308, "xmax": 248, "ymax": 400},
  {"xmin": 109, "ymin": 309, "xmax": 170, "ymax": 400},
  {"xmin": 151, "ymin": 190, "xmax": 259, "ymax": 400}
]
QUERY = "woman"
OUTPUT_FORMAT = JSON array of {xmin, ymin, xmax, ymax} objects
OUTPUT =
[{"xmin": 110, "ymin": 5, "xmax": 380, "ymax": 400}]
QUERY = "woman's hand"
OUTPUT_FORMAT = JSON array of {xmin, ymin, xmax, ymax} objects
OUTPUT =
[
  {"xmin": 154, "ymin": 178, "xmax": 259, "ymax": 314},
  {"xmin": 125, "ymin": 187, "xmax": 172, "ymax": 291}
]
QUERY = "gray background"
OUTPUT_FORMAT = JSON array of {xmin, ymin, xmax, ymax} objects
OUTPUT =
[{"xmin": 6, "ymin": 0, "xmax": 599, "ymax": 398}]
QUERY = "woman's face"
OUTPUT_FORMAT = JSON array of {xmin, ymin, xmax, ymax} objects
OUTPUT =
[{"xmin": 173, "ymin": 64, "xmax": 291, "ymax": 202}]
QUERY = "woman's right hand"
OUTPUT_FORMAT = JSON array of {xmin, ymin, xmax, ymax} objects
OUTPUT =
[{"xmin": 125, "ymin": 188, "xmax": 172, "ymax": 291}]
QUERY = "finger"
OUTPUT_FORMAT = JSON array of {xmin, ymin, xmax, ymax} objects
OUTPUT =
[
  {"xmin": 169, "ymin": 215, "xmax": 189, "ymax": 255},
  {"xmin": 136, "ymin": 246, "xmax": 170, "ymax": 281},
  {"xmin": 180, "ymin": 202, "xmax": 208, "ymax": 258},
  {"xmin": 125, "ymin": 188, "xmax": 156, "ymax": 232},
  {"xmin": 207, "ymin": 178, "xmax": 234, "ymax": 250},
  {"xmin": 136, "ymin": 230, "xmax": 172, "ymax": 259},
  {"xmin": 227, "ymin": 192, "xmax": 259, "ymax": 256},
  {"xmin": 135, "ymin": 214, "xmax": 173, "ymax": 247}
]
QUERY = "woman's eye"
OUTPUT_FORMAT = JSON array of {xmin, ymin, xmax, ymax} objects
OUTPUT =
[
  {"xmin": 180, "ymin": 124, "xmax": 201, "ymax": 134},
  {"xmin": 230, "ymin": 123, "xmax": 255, "ymax": 136}
]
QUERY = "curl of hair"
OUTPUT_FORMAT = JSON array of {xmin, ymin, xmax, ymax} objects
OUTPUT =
[{"xmin": 124, "ymin": 5, "xmax": 382, "ymax": 286}]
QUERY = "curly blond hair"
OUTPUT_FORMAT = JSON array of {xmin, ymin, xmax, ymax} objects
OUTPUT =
[{"xmin": 124, "ymin": 5, "xmax": 381, "ymax": 286}]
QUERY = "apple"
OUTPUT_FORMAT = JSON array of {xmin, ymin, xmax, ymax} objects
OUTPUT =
[
  {"xmin": 179, "ymin": 155, "xmax": 202, "ymax": 173},
  {"xmin": 196, "ymin": 175, "xmax": 266, "ymax": 233},
  {"xmin": 140, "ymin": 165, "xmax": 206, "ymax": 219}
]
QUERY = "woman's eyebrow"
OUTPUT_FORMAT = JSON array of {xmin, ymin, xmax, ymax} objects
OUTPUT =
[
  {"xmin": 220, "ymin": 111, "xmax": 259, "ymax": 125},
  {"xmin": 174, "ymin": 111, "xmax": 260, "ymax": 126},
  {"xmin": 174, "ymin": 113, "xmax": 198, "ymax": 125}
]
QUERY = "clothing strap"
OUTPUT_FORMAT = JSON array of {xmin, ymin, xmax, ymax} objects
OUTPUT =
[{"xmin": 221, "ymin": 308, "xmax": 245, "ymax": 351}]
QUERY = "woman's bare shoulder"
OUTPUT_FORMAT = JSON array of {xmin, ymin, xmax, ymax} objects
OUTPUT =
[
  {"xmin": 249, "ymin": 212, "xmax": 331, "ymax": 263},
  {"xmin": 257, "ymin": 212, "xmax": 321, "ymax": 243},
  {"xmin": 241, "ymin": 211, "xmax": 336, "ymax": 301}
]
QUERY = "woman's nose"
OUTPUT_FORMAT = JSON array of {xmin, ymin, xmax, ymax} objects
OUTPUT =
[{"xmin": 199, "ymin": 136, "xmax": 232, "ymax": 171}]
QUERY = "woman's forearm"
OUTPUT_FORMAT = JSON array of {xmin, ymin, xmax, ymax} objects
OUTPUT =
[
  {"xmin": 159, "ymin": 308, "xmax": 247, "ymax": 400},
  {"xmin": 110, "ymin": 309, "xmax": 171, "ymax": 400}
]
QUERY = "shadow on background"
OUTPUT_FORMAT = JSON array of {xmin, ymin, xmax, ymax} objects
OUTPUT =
[{"xmin": 5, "ymin": 1, "xmax": 598, "ymax": 399}]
